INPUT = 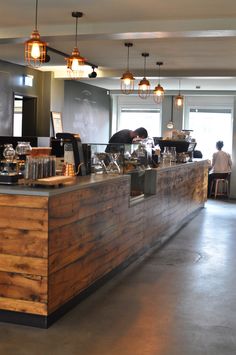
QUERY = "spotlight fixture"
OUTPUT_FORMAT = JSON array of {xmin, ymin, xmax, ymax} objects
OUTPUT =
[
  {"xmin": 66, "ymin": 11, "xmax": 85, "ymax": 79},
  {"xmin": 138, "ymin": 53, "xmax": 150, "ymax": 99},
  {"xmin": 174, "ymin": 79, "xmax": 184, "ymax": 108},
  {"xmin": 120, "ymin": 43, "xmax": 135, "ymax": 95},
  {"xmin": 88, "ymin": 66, "xmax": 97, "ymax": 78},
  {"xmin": 153, "ymin": 62, "xmax": 165, "ymax": 104},
  {"xmin": 24, "ymin": 0, "xmax": 47, "ymax": 67}
]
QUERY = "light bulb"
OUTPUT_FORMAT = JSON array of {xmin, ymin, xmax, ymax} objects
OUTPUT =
[
  {"xmin": 31, "ymin": 42, "xmax": 40, "ymax": 59},
  {"xmin": 167, "ymin": 121, "xmax": 174, "ymax": 129},
  {"xmin": 176, "ymin": 98, "xmax": 183, "ymax": 106},
  {"xmin": 124, "ymin": 78, "xmax": 131, "ymax": 85},
  {"xmin": 140, "ymin": 84, "xmax": 148, "ymax": 91},
  {"xmin": 71, "ymin": 58, "xmax": 80, "ymax": 71}
]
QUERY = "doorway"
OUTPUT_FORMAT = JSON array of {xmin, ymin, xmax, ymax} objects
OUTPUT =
[{"xmin": 13, "ymin": 94, "xmax": 37, "ymax": 137}]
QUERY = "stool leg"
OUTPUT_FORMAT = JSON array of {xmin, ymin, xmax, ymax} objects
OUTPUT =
[
  {"xmin": 226, "ymin": 181, "xmax": 229, "ymax": 199},
  {"xmin": 215, "ymin": 180, "xmax": 218, "ymax": 199},
  {"xmin": 210, "ymin": 180, "xmax": 214, "ymax": 197}
]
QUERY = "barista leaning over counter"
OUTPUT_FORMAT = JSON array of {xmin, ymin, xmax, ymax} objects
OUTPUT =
[
  {"xmin": 105, "ymin": 127, "xmax": 148, "ymax": 153},
  {"xmin": 108, "ymin": 127, "xmax": 148, "ymax": 144}
]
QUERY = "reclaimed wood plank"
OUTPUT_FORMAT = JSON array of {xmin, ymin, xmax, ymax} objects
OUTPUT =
[{"xmin": 0, "ymin": 296, "xmax": 47, "ymax": 315}]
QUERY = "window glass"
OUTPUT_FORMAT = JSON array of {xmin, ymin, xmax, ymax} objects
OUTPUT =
[
  {"xmin": 119, "ymin": 108, "xmax": 161, "ymax": 138},
  {"xmin": 188, "ymin": 108, "xmax": 233, "ymax": 160}
]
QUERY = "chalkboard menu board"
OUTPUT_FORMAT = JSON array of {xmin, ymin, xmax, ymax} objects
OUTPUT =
[{"xmin": 63, "ymin": 81, "xmax": 110, "ymax": 143}]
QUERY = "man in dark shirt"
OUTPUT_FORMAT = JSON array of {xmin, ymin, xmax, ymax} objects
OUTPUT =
[
  {"xmin": 105, "ymin": 127, "xmax": 148, "ymax": 153},
  {"xmin": 109, "ymin": 127, "xmax": 148, "ymax": 144}
]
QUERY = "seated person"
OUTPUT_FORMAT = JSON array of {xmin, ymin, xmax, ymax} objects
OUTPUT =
[
  {"xmin": 208, "ymin": 140, "xmax": 232, "ymax": 196},
  {"xmin": 105, "ymin": 127, "xmax": 148, "ymax": 153}
]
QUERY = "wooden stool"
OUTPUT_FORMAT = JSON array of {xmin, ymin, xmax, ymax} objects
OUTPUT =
[{"xmin": 210, "ymin": 178, "xmax": 229, "ymax": 199}]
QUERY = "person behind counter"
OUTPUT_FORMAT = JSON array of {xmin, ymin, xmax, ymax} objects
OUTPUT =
[
  {"xmin": 105, "ymin": 127, "xmax": 148, "ymax": 153},
  {"xmin": 208, "ymin": 140, "xmax": 232, "ymax": 196}
]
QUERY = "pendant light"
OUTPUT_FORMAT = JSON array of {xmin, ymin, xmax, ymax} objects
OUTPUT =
[
  {"xmin": 24, "ymin": 0, "xmax": 46, "ymax": 67},
  {"xmin": 121, "ymin": 43, "xmax": 135, "ymax": 95},
  {"xmin": 174, "ymin": 79, "xmax": 184, "ymax": 108},
  {"xmin": 167, "ymin": 96, "xmax": 174, "ymax": 129},
  {"xmin": 138, "ymin": 53, "xmax": 150, "ymax": 99},
  {"xmin": 153, "ymin": 62, "xmax": 165, "ymax": 104},
  {"xmin": 66, "ymin": 11, "xmax": 85, "ymax": 79}
]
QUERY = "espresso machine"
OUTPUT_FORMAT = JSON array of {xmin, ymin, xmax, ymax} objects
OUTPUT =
[{"xmin": 50, "ymin": 133, "xmax": 90, "ymax": 176}]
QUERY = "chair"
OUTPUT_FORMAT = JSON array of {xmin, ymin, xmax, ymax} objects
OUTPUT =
[{"xmin": 210, "ymin": 177, "xmax": 230, "ymax": 199}]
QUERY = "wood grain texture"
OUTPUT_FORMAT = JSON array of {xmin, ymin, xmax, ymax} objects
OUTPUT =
[
  {"xmin": 0, "ymin": 193, "xmax": 48, "ymax": 316},
  {"xmin": 0, "ymin": 161, "xmax": 208, "ymax": 319},
  {"xmin": 48, "ymin": 161, "xmax": 208, "ymax": 313}
]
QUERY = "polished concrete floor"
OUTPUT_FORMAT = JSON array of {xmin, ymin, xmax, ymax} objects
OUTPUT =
[{"xmin": 1, "ymin": 199, "xmax": 236, "ymax": 355}]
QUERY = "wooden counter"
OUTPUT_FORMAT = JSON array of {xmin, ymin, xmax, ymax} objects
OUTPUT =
[{"xmin": 0, "ymin": 160, "xmax": 208, "ymax": 327}]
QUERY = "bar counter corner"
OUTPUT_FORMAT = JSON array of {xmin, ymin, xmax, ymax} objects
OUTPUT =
[{"xmin": 0, "ymin": 160, "xmax": 208, "ymax": 328}]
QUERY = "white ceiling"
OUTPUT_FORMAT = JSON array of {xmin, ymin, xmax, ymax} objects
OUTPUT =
[{"xmin": 1, "ymin": 0, "xmax": 236, "ymax": 92}]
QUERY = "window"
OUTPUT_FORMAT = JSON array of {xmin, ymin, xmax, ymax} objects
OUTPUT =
[
  {"xmin": 187, "ymin": 108, "xmax": 233, "ymax": 160},
  {"xmin": 13, "ymin": 95, "xmax": 23, "ymax": 136},
  {"xmin": 118, "ymin": 107, "xmax": 161, "ymax": 137}
]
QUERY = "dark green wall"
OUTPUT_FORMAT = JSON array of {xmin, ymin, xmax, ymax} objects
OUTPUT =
[{"xmin": 0, "ymin": 60, "xmax": 51, "ymax": 137}]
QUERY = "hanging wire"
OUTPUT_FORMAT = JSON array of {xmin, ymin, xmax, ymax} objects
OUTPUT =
[{"xmin": 35, "ymin": 0, "xmax": 38, "ymax": 30}]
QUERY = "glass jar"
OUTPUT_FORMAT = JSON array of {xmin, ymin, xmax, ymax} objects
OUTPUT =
[
  {"xmin": 15, "ymin": 142, "xmax": 32, "ymax": 175},
  {"xmin": 2, "ymin": 144, "xmax": 15, "ymax": 174},
  {"xmin": 15, "ymin": 141, "xmax": 32, "ymax": 159},
  {"xmin": 3, "ymin": 144, "xmax": 15, "ymax": 162}
]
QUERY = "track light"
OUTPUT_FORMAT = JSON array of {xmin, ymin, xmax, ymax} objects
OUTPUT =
[{"xmin": 88, "ymin": 66, "xmax": 97, "ymax": 78}]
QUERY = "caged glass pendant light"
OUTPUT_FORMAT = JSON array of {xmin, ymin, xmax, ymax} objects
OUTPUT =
[
  {"xmin": 167, "ymin": 96, "xmax": 174, "ymax": 129},
  {"xmin": 153, "ymin": 62, "xmax": 165, "ymax": 104},
  {"xmin": 66, "ymin": 11, "xmax": 86, "ymax": 79},
  {"xmin": 120, "ymin": 43, "xmax": 135, "ymax": 94},
  {"xmin": 138, "ymin": 53, "xmax": 150, "ymax": 99},
  {"xmin": 174, "ymin": 79, "xmax": 184, "ymax": 108},
  {"xmin": 24, "ymin": 0, "xmax": 47, "ymax": 67}
]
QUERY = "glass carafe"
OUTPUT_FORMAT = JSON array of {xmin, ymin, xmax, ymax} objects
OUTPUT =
[
  {"xmin": 2, "ymin": 144, "xmax": 15, "ymax": 174},
  {"xmin": 15, "ymin": 141, "xmax": 32, "ymax": 159},
  {"xmin": 15, "ymin": 141, "xmax": 32, "ymax": 175}
]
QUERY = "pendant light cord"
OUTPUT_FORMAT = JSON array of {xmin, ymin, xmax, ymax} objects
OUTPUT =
[
  {"xmin": 75, "ymin": 16, "xmax": 78, "ymax": 48},
  {"xmin": 127, "ymin": 45, "xmax": 130, "ymax": 72},
  {"xmin": 35, "ymin": 0, "xmax": 38, "ymax": 30},
  {"xmin": 171, "ymin": 96, "xmax": 174, "ymax": 123},
  {"xmin": 144, "ymin": 56, "xmax": 146, "ymax": 77}
]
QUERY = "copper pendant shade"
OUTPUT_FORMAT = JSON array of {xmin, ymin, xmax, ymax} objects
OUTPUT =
[
  {"xmin": 24, "ymin": 0, "xmax": 46, "ymax": 67},
  {"xmin": 138, "ymin": 53, "xmax": 150, "ymax": 99},
  {"xmin": 153, "ymin": 62, "xmax": 165, "ymax": 104},
  {"xmin": 121, "ymin": 43, "xmax": 135, "ymax": 94},
  {"xmin": 66, "ymin": 11, "xmax": 86, "ymax": 79}
]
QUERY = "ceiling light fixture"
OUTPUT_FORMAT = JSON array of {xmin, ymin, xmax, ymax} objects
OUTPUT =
[
  {"xmin": 66, "ymin": 11, "xmax": 85, "ymax": 79},
  {"xmin": 167, "ymin": 96, "xmax": 174, "ymax": 129},
  {"xmin": 174, "ymin": 79, "xmax": 184, "ymax": 108},
  {"xmin": 24, "ymin": 0, "xmax": 46, "ymax": 67},
  {"xmin": 138, "ymin": 53, "xmax": 150, "ymax": 99},
  {"xmin": 121, "ymin": 43, "xmax": 135, "ymax": 95},
  {"xmin": 153, "ymin": 61, "xmax": 165, "ymax": 104}
]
